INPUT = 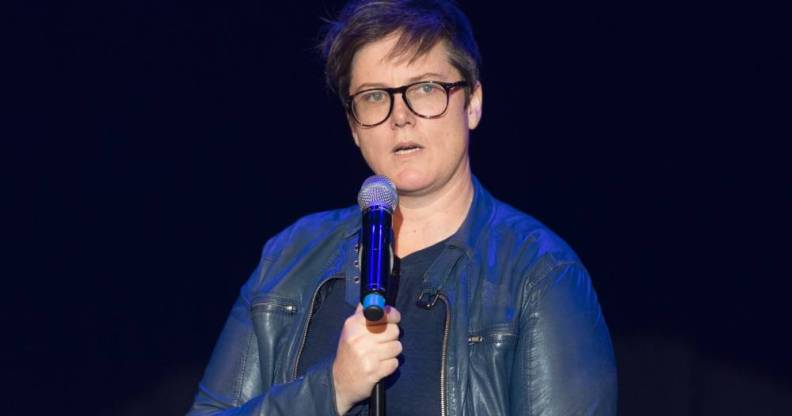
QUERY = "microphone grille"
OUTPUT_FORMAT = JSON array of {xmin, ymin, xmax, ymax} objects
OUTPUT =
[{"xmin": 357, "ymin": 175, "xmax": 398, "ymax": 211}]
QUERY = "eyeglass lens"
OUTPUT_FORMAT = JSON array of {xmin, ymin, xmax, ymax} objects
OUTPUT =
[{"xmin": 352, "ymin": 82, "xmax": 449, "ymax": 126}]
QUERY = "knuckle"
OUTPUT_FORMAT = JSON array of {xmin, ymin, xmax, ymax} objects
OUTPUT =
[
  {"xmin": 385, "ymin": 358, "xmax": 399, "ymax": 373},
  {"xmin": 361, "ymin": 358, "xmax": 374, "ymax": 373},
  {"xmin": 367, "ymin": 373, "xmax": 380, "ymax": 384},
  {"xmin": 349, "ymin": 336, "xmax": 367, "ymax": 352},
  {"xmin": 387, "ymin": 324, "xmax": 400, "ymax": 338},
  {"xmin": 344, "ymin": 316, "xmax": 355, "ymax": 328}
]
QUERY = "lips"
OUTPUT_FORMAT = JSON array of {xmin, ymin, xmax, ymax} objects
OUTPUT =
[{"xmin": 392, "ymin": 141, "xmax": 424, "ymax": 155}]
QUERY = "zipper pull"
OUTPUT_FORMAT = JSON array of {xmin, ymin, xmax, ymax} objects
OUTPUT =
[
  {"xmin": 416, "ymin": 288, "xmax": 440, "ymax": 309},
  {"xmin": 468, "ymin": 335, "xmax": 483, "ymax": 345}
]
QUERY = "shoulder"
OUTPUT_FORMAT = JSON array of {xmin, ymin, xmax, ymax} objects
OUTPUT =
[
  {"xmin": 470, "ymin": 192, "xmax": 591, "ymax": 302},
  {"xmin": 494, "ymin": 203, "xmax": 617, "ymax": 415},
  {"xmin": 485, "ymin": 197, "xmax": 581, "ymax": 269},
  {"xmin": 239, "ymin": 205, "xmax": 359, "ymax": 300},
  {"xmin": 259, "ymin": 205, "xmax": 359, "ymax": 261}
]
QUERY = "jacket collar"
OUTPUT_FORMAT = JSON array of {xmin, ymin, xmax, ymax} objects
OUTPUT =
[
  {"xmin": 340, "ymin": 176, "xmax": 497, "ymax": 307},
  {"xmin": 415, "ymin": 177, "xmax": 496, "ymax": 307},
  {"xmin": 341, "ymin": 175, "xmax": 496, "ymax": 254},
  {"xmin": 444, "ymin": 175, "xmax": 495, "ymax": 258}
]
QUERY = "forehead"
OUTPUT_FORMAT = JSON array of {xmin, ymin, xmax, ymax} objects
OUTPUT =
[{"xmin": 349, "ymin": 34, "xmax": 457, "ymax": 91}]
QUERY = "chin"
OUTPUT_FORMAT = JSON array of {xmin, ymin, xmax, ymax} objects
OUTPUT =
[{"xmin": 391, "ymin": 172, "xmax": 434, "ymax": 195}]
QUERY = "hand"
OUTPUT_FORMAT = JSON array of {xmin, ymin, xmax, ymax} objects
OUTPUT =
[{"xmin": 332, "ymin": 304, "xmax": 402, "ymax": 415}]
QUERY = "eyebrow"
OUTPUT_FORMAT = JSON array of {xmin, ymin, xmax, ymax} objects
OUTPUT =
[{"xmin": 352, "ymin": 72, "xmax": 447, "ymax": 93}]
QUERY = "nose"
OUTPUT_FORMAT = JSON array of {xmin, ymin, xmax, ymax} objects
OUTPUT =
[{"xmin": 389, "ymin": 92, "xmax": 415, "ymax": 128}]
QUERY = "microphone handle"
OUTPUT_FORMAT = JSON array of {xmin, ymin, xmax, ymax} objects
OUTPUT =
[
  {"xmin": 360, "ymin": 207, "xmax": 392, "ymax": 321},
  {"xmin": 360, "ymin": 206, "xmax": 393, "ymax": 416},
  {"xmin": 370, "ymin": 382, "xmax": 385, "ymax": 416}
]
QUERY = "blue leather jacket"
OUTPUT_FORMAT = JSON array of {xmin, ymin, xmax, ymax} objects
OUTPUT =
[{"xmin": 188, "ymin": 178, "xmax": 617, "ymax": 415}]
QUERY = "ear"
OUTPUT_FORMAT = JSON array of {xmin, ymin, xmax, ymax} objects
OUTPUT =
[
  {"xmin": 467, "ymin": 81, "xmax": 483, "ymax": 130},
  {"xmin": 347, "ymin": 114, "xmax": 361, "ymax": 147}
]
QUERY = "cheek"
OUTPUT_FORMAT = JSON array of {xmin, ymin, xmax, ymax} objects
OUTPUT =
[
  {"xmin": 436, "ymin": 117, "xmax": 468, "ymax": 152},
  {"xmin": 357, "ymin": 134, "xmax": 388, "ymax": 169}
]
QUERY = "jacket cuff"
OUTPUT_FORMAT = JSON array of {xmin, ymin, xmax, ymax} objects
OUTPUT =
[{"xmin": 251, "ymin": 356, "xmax": 339, "ymax": 415}]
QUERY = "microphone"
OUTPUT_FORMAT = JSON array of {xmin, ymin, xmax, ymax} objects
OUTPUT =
[
  {"xmin": 357, "ymin": 175, "xmax": 398, "ymax": 416},
  {"xmin": 357, "ymin": 175, "xmax": 398, "ymax": 322}
]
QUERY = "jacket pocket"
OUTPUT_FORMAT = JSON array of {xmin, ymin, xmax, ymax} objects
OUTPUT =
[
  {"xmin": 468, "ymin": 326, "xmax": 516, "ymax": 347},
  {"xmin": 467, "ymin": 324, "xmax": 516, "ymax": 415},
  {"xmin": 250, "ymin": 294, "xmax": 300, "ymax": 384},
  {"xmin": 251, "ymin": 294, "xmax": 299, "ymax": 315}
]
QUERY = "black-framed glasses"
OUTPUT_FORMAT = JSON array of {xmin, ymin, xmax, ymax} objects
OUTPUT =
[{"xmin": 347, "ymin": 80, "xmax": 468, "ymax": 127}]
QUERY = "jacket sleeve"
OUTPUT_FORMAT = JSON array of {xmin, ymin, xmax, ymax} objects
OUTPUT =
[
  {"xmin": 186, "ymin": 256, "xmax": 340, "ymax": 416},
  {"xmin": 511, "ymin": 261, "xmax": 618, "ymax": 416}
]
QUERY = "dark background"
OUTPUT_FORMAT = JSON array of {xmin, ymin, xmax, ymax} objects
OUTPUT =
[{"xmin": 7, "ymin": 0, "xmax": 788, "ymax": 415}]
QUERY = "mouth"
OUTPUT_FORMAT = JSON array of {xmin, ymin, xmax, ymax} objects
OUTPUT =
[{"xmin": 392, "ymin": 141, "xmax": 424, "ymax": 155}]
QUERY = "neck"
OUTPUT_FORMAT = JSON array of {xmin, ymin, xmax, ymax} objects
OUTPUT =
[{"xmin": 392, "ymin": 167, "xmax": 474, "ymax": 258}]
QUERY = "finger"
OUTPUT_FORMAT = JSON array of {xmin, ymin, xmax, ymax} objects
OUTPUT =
[
  {"xmin": 377, "ymin": 358, "xmax": 400, "ymax": 379},
  {"xmin": 363, "ymin": 306, "xmax": 400, "ymax": 334},
  {"xmin": 342, "ymin": 306, "xmax": 366, "ymax": 331},
  {"xmin": 362, "ymin": 305, "xmax": 401, "ymax": 325},
  {"xmin": 366, "ymin": 323, "xmax": 386, "ymax": 335},
  {"xmin": 384, "ymin": 305, "xmax": 401, "ymax": 324},
  {"xmin": 366, "ymin": 322, "xmax": 400, "ymax": 339},
  {"xmin": 377, "ymin": 340, "xmax": 402, "ymax": 359}
]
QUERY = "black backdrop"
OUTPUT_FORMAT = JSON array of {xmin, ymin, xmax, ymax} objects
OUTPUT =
[{"xmin": 7, "ymin": 1, "xmax": 789, "ymax": 415}]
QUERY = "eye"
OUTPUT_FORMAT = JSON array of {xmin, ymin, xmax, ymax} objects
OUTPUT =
[
  {"xmin": 414, "ymin": 82, "xmax": 441, "ymax": 96},
  {"xmin": 361, "ymin": 90, "xmax": 387, "ymax": 103}
]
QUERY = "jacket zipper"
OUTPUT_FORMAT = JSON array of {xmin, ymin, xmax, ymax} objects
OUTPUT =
[
  {"xmin": 438, "ymin": 293, "xmax": 450, "ymax": 416},
  {"xmin": 291, "ymin": 276, "xmax": 343, "ymax": 380},
  {"xmin": 251, "ymin": 298, "xmax": 298, "ymax": 315}
]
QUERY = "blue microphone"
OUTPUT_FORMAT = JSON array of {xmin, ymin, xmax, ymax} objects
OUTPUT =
[{"xmin": 357, "ymin": 175, "xmax": 398, "ymax": 322}]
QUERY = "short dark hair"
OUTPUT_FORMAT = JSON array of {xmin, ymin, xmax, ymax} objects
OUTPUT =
[{"xmin": 319, "ymin": 0, "xmax": 481, "ymax": 105}]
